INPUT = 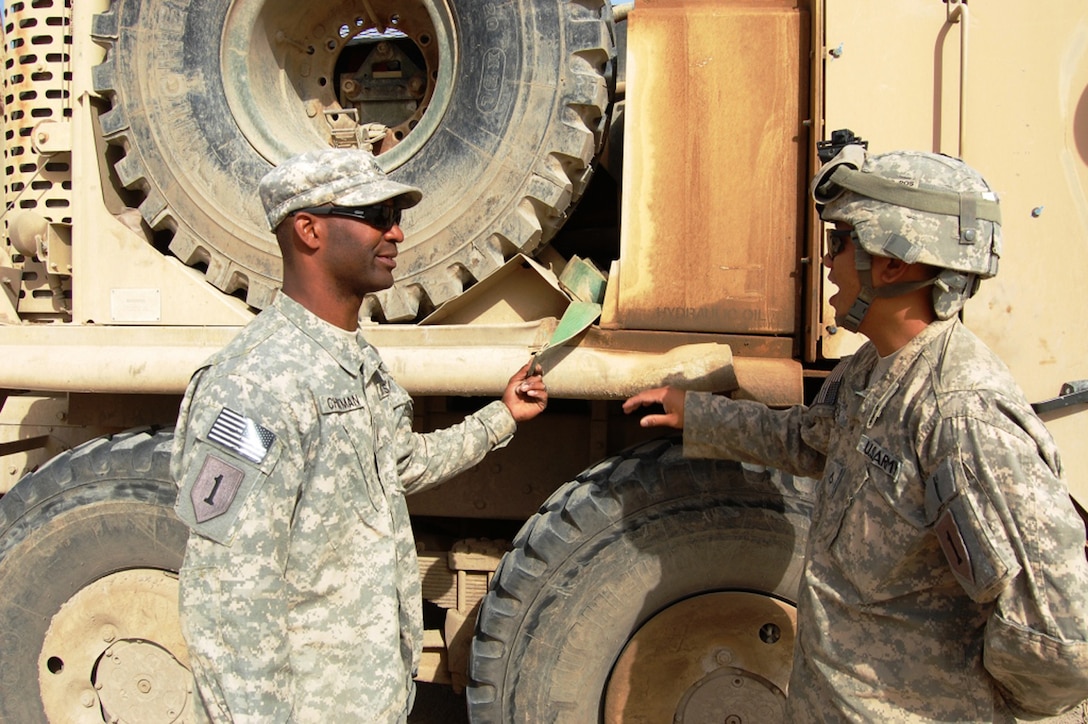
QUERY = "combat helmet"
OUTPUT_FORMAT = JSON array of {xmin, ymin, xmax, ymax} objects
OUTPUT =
[{"xmin": 810, "ymin": 134, "xmax": 1002, "ymax": 331}]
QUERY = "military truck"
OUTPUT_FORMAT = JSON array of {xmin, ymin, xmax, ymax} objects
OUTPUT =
[{"xmin": 1, "ymin": 0, "xmax": 1086, "ymax": 720}]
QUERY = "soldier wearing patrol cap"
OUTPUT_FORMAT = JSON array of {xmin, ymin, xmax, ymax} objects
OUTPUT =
[
  {"xmin": 624, "ymin": 141, "xmax": 1088, "ymax": 721},
  {"xmin": 171, "ymin": 148, "xmax": 547, "ymax": 722}
]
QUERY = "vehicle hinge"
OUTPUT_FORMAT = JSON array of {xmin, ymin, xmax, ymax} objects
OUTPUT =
[{"xmin": 1032, "ymin": 380, "xmax": 1088, "ymax": 415}]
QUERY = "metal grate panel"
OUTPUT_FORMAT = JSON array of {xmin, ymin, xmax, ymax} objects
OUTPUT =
[{"xmin": 3, "ymin": 0, "xmax": 73, "ymax": 228}]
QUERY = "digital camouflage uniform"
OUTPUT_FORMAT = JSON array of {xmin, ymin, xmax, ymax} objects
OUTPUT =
[
  {"xmin": 172, "ymin": 293, "xmax": 515, "ymax": 722},
  {"xmin": 685, "ymin": 316, "xmax": 1088, "ymax": 721}
]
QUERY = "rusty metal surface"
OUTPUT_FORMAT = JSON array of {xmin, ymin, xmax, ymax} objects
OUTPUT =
[{"xmin": 616, "ymin": 0, "xmax": 810, "ymax": 335}]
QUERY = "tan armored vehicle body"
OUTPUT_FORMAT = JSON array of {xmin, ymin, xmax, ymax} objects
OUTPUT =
[{"xmin": 1, "ymin": 0, "xmax": 1085, "ymax": 720}]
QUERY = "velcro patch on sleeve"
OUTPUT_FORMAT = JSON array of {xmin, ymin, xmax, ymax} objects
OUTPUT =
[
  {"xmin": 924, "ymin": 456, "xmax": 1019, "ymax": 603},
  {"xmin": 207, "ymin": 407, "xmax": 275, "ymax": 463},
  {"xmin": 936, "ymin": 509, "xmax": 974, "ymax": 585},
  {"xmin": 190, "ymin": 455, "xmax": 246, "ymax": 523},
  {"xmin": 175, "ymin": 442, "xmax": 276, "ymax": 546}
]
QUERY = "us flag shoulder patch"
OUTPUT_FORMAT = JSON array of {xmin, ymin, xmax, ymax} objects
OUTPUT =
[
  {"xmin": 814, "ymin": 359, "xmax": 849, "ymax": 406},
  {"xmin": 207, "ymin": 407, "xmax": 275, "ymax": 463}
]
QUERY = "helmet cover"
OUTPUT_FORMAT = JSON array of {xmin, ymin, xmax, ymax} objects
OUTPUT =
[
  {"xmin": 812, "ymin": 147, "xmax": 1002, "ymax": 321},
  {"xmin": 818, "ymin": 150, "xmax": 1001, "ymax": 277}
]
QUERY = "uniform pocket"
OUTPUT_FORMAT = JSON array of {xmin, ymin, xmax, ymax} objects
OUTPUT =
[
  {"xmin": 827, "ymin": 459, "xmax": 935, "ymax": 603},
  {"xmin": 321, "ymin": 409, "xmax": 393, "ymax": 536}
]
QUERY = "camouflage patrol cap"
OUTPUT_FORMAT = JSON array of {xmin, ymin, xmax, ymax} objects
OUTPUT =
[{"xmin": 259, "ymin": 148, "xmax": 422, "ymax": 230}]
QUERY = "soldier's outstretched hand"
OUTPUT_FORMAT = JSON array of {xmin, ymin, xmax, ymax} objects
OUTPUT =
[
  {"xmin": 622, "ymin": 386, "xmax": 686, "ymax": 429},
  {"xmin": 503, "ymin": 363, "xmax": 548, "ymax": 421}
]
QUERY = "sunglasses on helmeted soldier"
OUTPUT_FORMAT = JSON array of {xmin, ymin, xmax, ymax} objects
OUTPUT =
[
  {"xmin": 825, "ymin": 227, "xmax": 855, "ymax": 259},
  {"xmin": 293, "ymin": 204, "xmax": 402, "ymax": 232}
]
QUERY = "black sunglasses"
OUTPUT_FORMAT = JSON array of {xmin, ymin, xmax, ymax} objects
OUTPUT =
[
  {"xmin": 294, "ymin": 204, "xmax": 402, "ymax": 232},
  {"xmin": 825, "ymin": 227, "xmax": 855, "ymax": 259}
]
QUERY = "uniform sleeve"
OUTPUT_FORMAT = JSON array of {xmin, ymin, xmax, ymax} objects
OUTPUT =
[
  {"xmin": 927, "ymin": 412, "xmax": 1088, "ymax": 717},
  {"xmin": 172, "ymin": 374, "xmax": 302, "ymax": 723},
  {"xmin": 396, "ymin": 399, "xmax": 517, "ymax": 495},
  {"xmin": 682, "ymin": 392, "xmax": 832, "ymax": 478}
]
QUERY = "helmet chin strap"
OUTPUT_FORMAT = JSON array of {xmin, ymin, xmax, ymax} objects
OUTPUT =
[{"xmin": 836, "ymin": 248, "xmax": 937, "ymax": 333}]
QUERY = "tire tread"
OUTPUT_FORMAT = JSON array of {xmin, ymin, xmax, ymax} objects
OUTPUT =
[{"xmin": 467, "ymin": 439, "xmax": 815, "ymax": 723}]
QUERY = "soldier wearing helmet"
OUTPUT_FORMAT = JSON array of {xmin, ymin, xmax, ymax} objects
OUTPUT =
[
  {"xmin": 625, "ymin": 138, "xmax": 1088, "ymax": 721},
  {"xmin": 813, "ymin": 144, "xmax": 1001, "ymax": 333}
]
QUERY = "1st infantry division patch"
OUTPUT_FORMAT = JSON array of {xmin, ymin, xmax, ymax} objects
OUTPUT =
[{"xmin": 190, "ymin": 454, "xmax": 246, "ymax": 523}]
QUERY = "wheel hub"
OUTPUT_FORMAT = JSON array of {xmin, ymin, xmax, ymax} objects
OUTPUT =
[
  {"xmin": 38, "ymin": 569, "xmax": 190, "ymax": 723},
  {"xmin": 603, "ymin": 592, "xmax": 795, "ymax": 724},
  {"xmin": 675, "ymin": 666, "xmax": 786, "ymax": 723},
  {"xmin": 96, "ymin": 639, "xmax": 191, "ymax": 723},
  {"xmin": 221, "ymin": 0, "xmax": 455, "ymax": 168}
]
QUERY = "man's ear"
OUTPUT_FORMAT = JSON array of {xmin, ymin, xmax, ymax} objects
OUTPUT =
[
  {"xmin": 874, "ymin": 256, "xmax": 922, "ymax": 284},
  {"xmin": 290, "ymin": 212, "xmax": 323, "ymax": 253}
]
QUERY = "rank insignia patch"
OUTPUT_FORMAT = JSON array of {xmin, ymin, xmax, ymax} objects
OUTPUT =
[
  {"xmin": 207, "ymin": 407, "xmax": 275, "ymax": 463},
  {"xmin": 190, "ymin": 455, "xmax": 246, "ymax": 523}
]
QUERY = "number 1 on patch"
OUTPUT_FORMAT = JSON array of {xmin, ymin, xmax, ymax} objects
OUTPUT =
[{"xmin": 191, "ymin": 455, "xmax": 246, "ymax": 523}]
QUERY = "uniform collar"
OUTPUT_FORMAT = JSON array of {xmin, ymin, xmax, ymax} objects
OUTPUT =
[
  {"xmin": 272, "ymin": 293, "xmax": 370, "ymax": 376},
  {"xmin": 855, "ymin": 316, "xmax": 959, "ymax": 427}
]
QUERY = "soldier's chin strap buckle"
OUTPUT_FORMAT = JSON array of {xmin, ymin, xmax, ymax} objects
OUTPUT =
[
  {"xmin": 837, "ymin": 246, "xmax": 875, "ymax": 333},
  {"xmin": 839, "ymin": 294, "xmax": 871, "ymax": 333}
]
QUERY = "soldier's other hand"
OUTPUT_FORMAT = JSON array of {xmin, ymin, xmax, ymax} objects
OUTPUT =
[
  {"xmin": 503, "ymin": 363, "xmax": 547, "ymax": 422},
  {"xmin": 622, "ymin": 386, "xmax": 686, "ymax": 429}
]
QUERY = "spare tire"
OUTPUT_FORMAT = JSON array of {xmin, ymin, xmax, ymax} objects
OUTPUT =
[{"xmin": 91, "ymin": 0, "xmax": 614, "ymax": 320}]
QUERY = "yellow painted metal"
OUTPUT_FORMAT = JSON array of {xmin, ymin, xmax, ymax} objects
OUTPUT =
[
  {"xmin": 0, "ymin": 0, "xmax": 254, "ymax": 328},
  {"xmin": 603, "ymin": 592, "xmax": 796, "ymax": 723},
  {"xmin": 2, "ymin": 0, "xmax": 74, "ymax": 233},
  {"xmin": 0, "ymin": 326, "xmax": 242, "ymax": 394},
  {"xmin": 0, "ymin": 394, "xmax": 116, "ymax": 494},
  {"xmin": 69, "ymin": 95, "xmax": 255, "ymax": 326},
  {"xmin": 0, "ymin": 319, "xmax": 758, "ymax": 401},
  {"xmin": 420, "ymin": 254, "xmax": 571, "ymax": 325}
]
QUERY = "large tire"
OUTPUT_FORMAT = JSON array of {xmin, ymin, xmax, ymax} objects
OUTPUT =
[
  {"xmin": 0, "ymin": 429, "xmax": 191, "ymax": 723},
  {"xmin": 90, "ymin": 0, "xmax": 614, "ymax": 319},
  {"xmin": 467, "ymin": 438, "xmax": 815, "ymax": 723}
]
